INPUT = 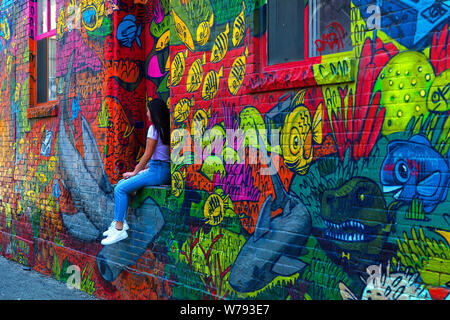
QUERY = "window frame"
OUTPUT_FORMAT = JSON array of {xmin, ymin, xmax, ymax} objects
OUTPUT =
[
  {"xmin": 36, "ymin": 0, "xmax": 57, "ymax": 42},
  {"xmin": 242, "ymin": 0, "xmax": 355, "ymax": 94},
  {"xmin": 28, "ymin": 0, "xmax": 58, "ymax": 118},
  {"xmin": 35, "ymin": 0, "xmax": 57, "ymax": 108},
  {"xmin": 264, "ymin": 2, "xmax": 321, "ymax": 70}
]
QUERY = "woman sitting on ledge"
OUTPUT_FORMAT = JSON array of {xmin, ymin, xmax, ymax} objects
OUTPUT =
[{"xmin": 101, "ymin": 98, "xmax": 171, "ymax": 245}]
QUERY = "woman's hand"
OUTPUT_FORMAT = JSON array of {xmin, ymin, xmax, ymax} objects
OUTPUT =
[
  {"xmin": 122, "ymin": 138, "xmax": 156, "ymax": 179},
  {"xmin": 123, "ymin": 171, "xmax": 137, "ymax": 179}
]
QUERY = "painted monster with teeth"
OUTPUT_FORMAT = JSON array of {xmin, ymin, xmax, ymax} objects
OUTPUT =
[
  {"xmin": 317, "ymin": 177, "xmax": 393, "ymax": 274},
  {"xmin": 380, "ymin": 134, "xmax": 450, "ymax": 213}
]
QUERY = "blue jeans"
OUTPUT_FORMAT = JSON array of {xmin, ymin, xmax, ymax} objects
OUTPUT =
[{"xmin": 114, "ymin": 160, "xmax": 170, "ymax": 222}]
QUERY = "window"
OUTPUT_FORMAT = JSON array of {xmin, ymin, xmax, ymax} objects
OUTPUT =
[
  {"xmin": 36, "ymin": 0, "xmax": 57, "ymax": 104},
  {"xmin": 267, "ymin": 0, "xmax": 352, "ymax": 65},
  {"xmin": 267, "ymin": 0, "xmax": 305, "ymax": 65}
]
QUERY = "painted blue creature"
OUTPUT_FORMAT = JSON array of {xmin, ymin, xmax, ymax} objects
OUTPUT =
[
  {"xmin": 352, "ymin": 0, "xmax": 450, "ymax": 50},
  {"xmin": 71, "ymin": 94, "xmax": 80, "ymax": 121},
  {"xmin": 380, "ymin": 134, "xmax": 450, "ymax": 213},
  {"xmin": 116, "ymin": 14, "xmax": 142, "ymax": 48}
]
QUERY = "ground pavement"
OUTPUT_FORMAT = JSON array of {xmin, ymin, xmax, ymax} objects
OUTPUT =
[{"xmin": 0, "ymin": 256, "xmax": 96, "ymax": 300}]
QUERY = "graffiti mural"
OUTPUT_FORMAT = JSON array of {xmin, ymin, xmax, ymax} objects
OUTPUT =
[{"xmin": 0, "ymin": 0, "xmax": 449, "ymax": 301}]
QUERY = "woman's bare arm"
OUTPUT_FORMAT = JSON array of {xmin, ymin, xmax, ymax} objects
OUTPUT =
[{"xmin": 123, "ymin": 138, "xmax": 157, "ymax": 178}]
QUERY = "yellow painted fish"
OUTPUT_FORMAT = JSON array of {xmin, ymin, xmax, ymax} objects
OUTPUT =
[
  {"xmin": 191, "ymin": 108, "xmax": 210, "ymax": 137},
  {"xmin": 171, "ymin": 9, "xmax": 195, "ymax": 52},
  {"xmin": 173, "ymin": 97, "xmax": 194, "ymax": 124},
  {"xmin": 171, "ymin": 170, "xmax": 185, "ymax": 198},
  {"xmin": 165, "ymin": 55, "xmax": 170, "ymax": 72},
  {"xmin": 57, "ymin": 9, "xmax": 67, "ymax": 39},
  {"xmin": 281, "ymin": 90, "xmax": 323, "ymax": 175},
  {"xmin": 232, "ymin": 2, "xmax": 246, "ymax": 47},
  {"xmin": 211, "ymin": 23, "xmax": 229, "ymax": 63},
  {"xmin": 187, "ymin": 52, "xmax": 206, "ymax": 93},
  {"xmin": 196, "ymin": 13, "xmax": 214, "ymax": 46},
  {"xmin": 171, "ymin": 49, "xmax": 188, "ymax": 87},
  {"xmin": 203, "ymin": 189, "xmax": 234, "ymax": 226},
  {"xmin": 0, "ymin": 17, "xmax": 10, "ymax": 41},
  {"xmin": 6, "ymin": 55, "xmax": 13, "ymax": 75},
  {"xmin": 202, "ymin": 66, "xmax": 223, "ymax": 101},
  {"xmin": 155, "ymin": 29, "xmax": 170, "ymax": 51},
  {"xmin": 204, "ymin": 193, "xmax": 225, "ymax": 226},
  {"xmin": 228, "ymin": 46, "xmax": 248, "ymax": 96}
]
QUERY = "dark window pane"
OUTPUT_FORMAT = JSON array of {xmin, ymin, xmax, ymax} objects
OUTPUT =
[
  {"xmin": 37, "ymin": 39, "xmax": 48, "ymax": 104},
  {"xmin": 268, "ymin": 0, "xmax": 305, "ymax": 65}
]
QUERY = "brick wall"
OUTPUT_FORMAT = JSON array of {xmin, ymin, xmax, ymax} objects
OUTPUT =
[{"xmin": 0, "ymin": 0, "xmax": 449, "ymax": 300}]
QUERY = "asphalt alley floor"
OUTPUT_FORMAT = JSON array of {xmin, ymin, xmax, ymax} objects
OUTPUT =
[{"xmin": 0, "ymin": 255, "xmax": 97, "ymax": 300}]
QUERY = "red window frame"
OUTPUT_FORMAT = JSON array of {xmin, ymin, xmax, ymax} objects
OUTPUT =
[
  {"xmin": 263, "ymin": 5, "xmax": 321, "ymax": 72},
  {"xmin": 36, "ymin": 0, "xmax": 57, "ymax": 41},
  {"xmin": 243, "ymin": 1, "xmax": 352, "ymax": 94},
  {"xmin": 36, "ymin": 0, "xmax": 57, "ymax": 106}
]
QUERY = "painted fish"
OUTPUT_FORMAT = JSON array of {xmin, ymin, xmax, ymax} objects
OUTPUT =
[
  {"xmin": 211, "ymin": 23, "xmax": 229, "ymax": 63},
  {"xmin": 71, "ymin": 94, "xmax": 80, "ymax": 121},
  {"xmin": 227, "ymin": 46, "xmax": 248, "ymax": 95},
  {"xmin": 80, "ymin": 0, "xmax": 105, "ymax": 32},
  {"xmin": 196, "ymin": 13, "xmax": 214, "ymax": 46},
  {"xmin": 232, "ymin": 1, "xmax": 246, "ymax": 47},
  {"xmin": 171, "ymin": 170, "xmax": 185, "ymax": 198},
  {"xmin": 186, "ymin": 52, "xmax": 206, "ymax": 93},
  {"xmin": 190, "ymin": 108, "xmax": 210, "ymax": 137},
  {"xmin": 155, "ymin": 29, "xmax": 170, "ymax": 51},
  {"xmin": 173, "ymin": 97, "xmax": 194, "ymax": 124},
  {"xmin": 281, "ymin": 90, "xmax": 324, "ymax": 175},
  {"xmin": 57, "ymin": 9, "xmax": 67, "ymax": 39},
  {"xmin": 380, "ymin": 134, "xmax": 450, "ymax": 213},
  {"xmin": 116, "ymin": 14, "xmax": 142, "ymax": 48},
  {"xmin": 201, "ymin": 66, "xmax": 223, "ymax": 101},
  {"xmin": 171, "ymin": 8, "xmax": 195, "ymax": 52},
  {"xmin": 171, "ymin": 49, "xmax": 188, "ymax": 87},
  {"xmin": 0, "ymin": 16, "xmax": 10, "ymax": 41},
  {"xmin": 148, "ymin": 54, "xmax": 167, "ymax": 79}
]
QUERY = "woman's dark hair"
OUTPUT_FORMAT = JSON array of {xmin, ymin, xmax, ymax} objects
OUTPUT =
[{"xmin": 147, "ymin": 98, "xmax": 170, "ymax": 145}]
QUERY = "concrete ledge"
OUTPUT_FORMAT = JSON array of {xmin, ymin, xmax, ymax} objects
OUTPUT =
[{"xmin": 130, "ymin": 185, "xmax": 172, "ymax": 209}]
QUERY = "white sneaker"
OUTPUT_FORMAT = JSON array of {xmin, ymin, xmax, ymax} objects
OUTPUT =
[
  {"xmin": 101, "ymin": 228, "xmax": 128, "ymax": 245},
  {"xmin": 103, "ymin": 220, "xmax": 129, "ymax": 237}
]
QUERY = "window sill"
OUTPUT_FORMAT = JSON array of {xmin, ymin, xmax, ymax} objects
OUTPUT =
[
  {"xmin": 243, "ymin": 53, "xmax": 356, "ymax": 94},
  {"xmin": 27, "ymin": 101, "xmax": 58, "ymax": 119}
]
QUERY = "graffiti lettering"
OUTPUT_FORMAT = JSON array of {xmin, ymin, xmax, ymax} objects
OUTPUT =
[{"xmin": 315, "ymin": 22, "xmax": 345, "ymax": 55}]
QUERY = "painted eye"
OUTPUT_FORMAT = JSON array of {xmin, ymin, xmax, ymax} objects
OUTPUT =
[
  {"xmin": 289, "ymin": 127, "xmax": 302, "ymax": 155},
  {"xmin": 395, "ymin": 160, "xmax": 410, "ymax": 183}
]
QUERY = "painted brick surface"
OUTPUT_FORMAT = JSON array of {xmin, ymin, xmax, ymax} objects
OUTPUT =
[{"xmin": 0, "ymin": 0, "xmax": 449, "ymax": 300}]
